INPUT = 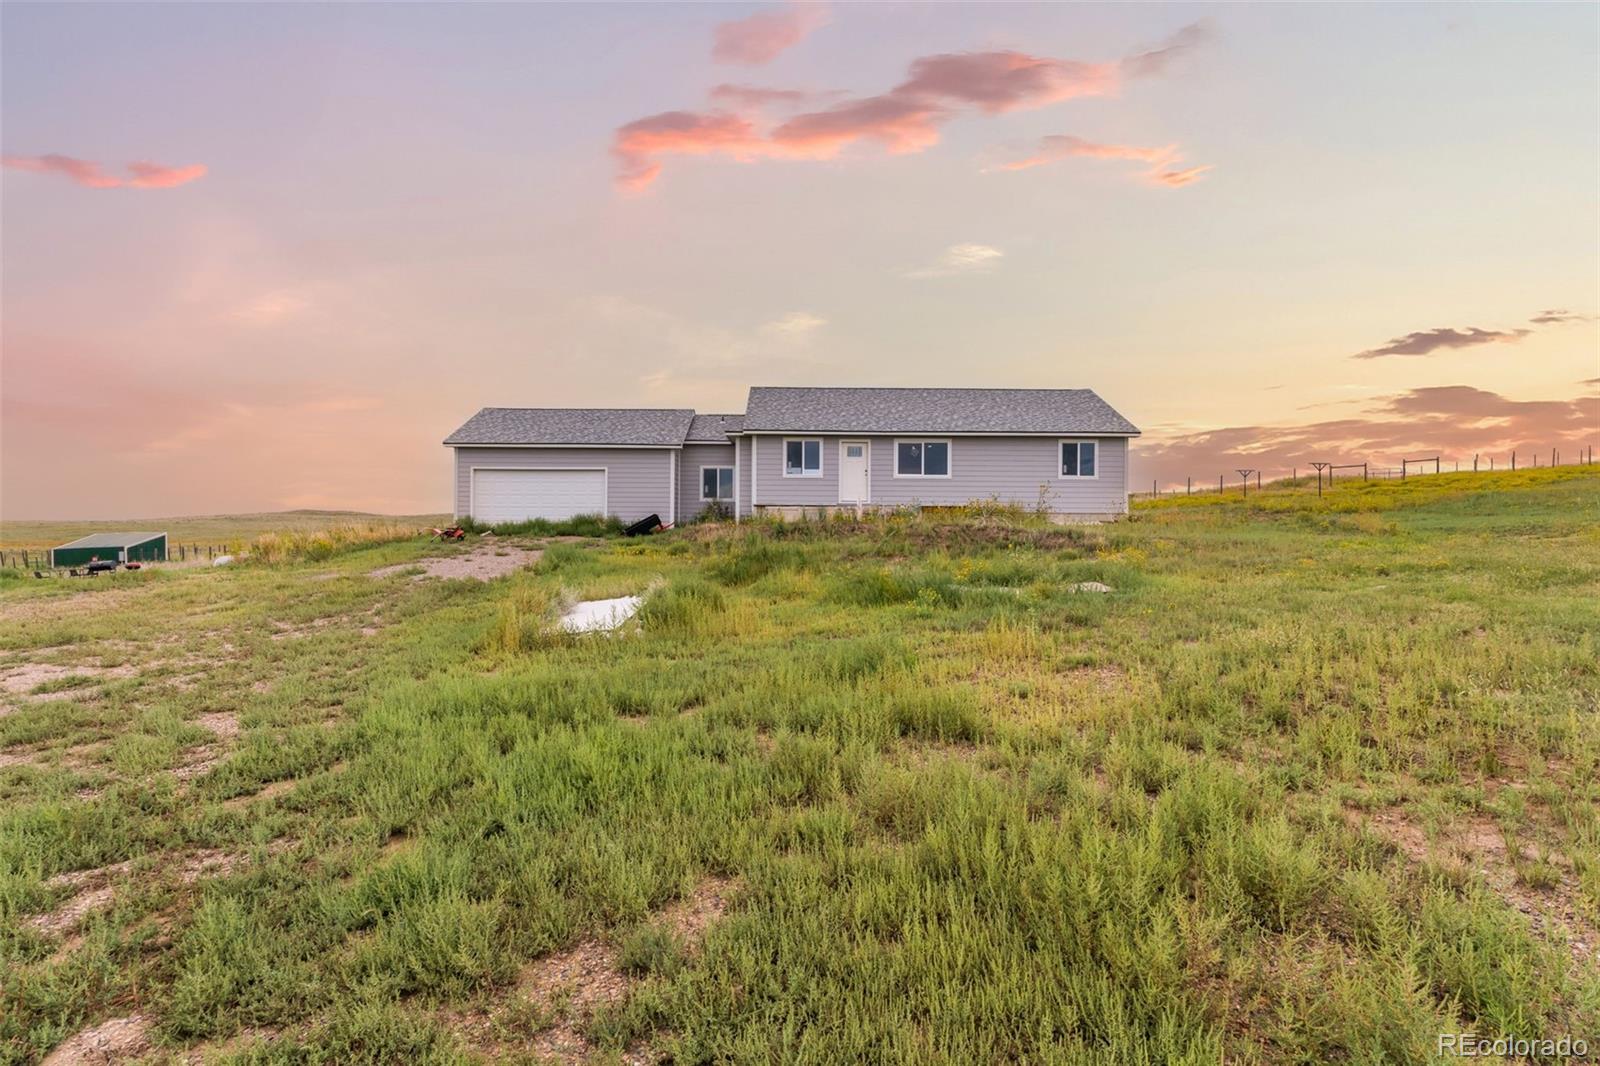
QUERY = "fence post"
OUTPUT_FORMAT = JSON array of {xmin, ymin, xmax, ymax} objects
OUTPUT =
[{"xmin": 1186, "ymin": 476, "xmax": 1191, "ymax": 496}]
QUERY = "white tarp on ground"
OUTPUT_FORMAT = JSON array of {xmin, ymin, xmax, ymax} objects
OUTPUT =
[{"xmin": 558, "ymin": 595, "xmax": 643, "ymax": 633}]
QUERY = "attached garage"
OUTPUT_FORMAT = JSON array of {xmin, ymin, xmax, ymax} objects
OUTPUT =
[
  {"xmin": 446, "ymin": 408, "xmax": 697, "ymax": 527},
  {"xmin": 470, "ymin": 468, "xmax": 606, "ymax": 524}
]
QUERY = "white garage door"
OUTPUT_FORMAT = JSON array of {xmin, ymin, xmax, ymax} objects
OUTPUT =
[{"xmin": 471, "ymin": 469, "xmax": 606, "ymax": 523}]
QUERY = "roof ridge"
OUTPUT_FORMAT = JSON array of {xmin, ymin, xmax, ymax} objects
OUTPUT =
[
  {"xmin": 749, "ymin": 385, "xmax": 1092, "ymax": 393},
  {"xmin": 478, "ymin": 406, "xmax": 696, "ymax": 412}
]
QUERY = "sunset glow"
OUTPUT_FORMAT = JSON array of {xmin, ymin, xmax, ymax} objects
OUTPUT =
[{"xmin": 2, "ymin": 2, "xmax": 1595, "ymax": 519}]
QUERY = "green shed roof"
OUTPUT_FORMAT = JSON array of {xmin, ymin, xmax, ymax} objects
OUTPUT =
[{"xmin": 53, "ymin": 532, "xmax": 166, "ymax": 550}]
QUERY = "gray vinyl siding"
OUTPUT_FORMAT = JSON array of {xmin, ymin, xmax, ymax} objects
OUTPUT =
[
  {"xmin": 453, "ymin": 446, "xmax": 674, "ymax": 524},
  {"xmin": 678, "ymin": 443, "xmax": 737, "ymax": 521},
  {"xmin": 746, "ymin": 434, "xmax": 1129, "ymax": 515}
]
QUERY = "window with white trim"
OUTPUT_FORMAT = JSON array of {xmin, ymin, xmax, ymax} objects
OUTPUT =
[
  {"xmin": 701, "ymin": 466, "xmax": 734, "ymax": 501},
  {"xmin": 1060, "ymin": 440, "xmax": 1098, "ymax": 478},
  {"xmin": 896, "ymin": 440, "xmax": 950, "ymax": 477},
  {"xmin": 784, "ymin": 439, "xmax": 822, "ymax": 477}
]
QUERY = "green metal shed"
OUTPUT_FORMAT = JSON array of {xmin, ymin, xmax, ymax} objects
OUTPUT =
[{"xmin": 50, "ymin": 532, "xmax": 168, "ymax": 568}]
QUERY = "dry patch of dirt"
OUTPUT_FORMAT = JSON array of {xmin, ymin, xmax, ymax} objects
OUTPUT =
[
  {"xmin": 658, "ymin": 874, "xmax": 735, "ymax": 944},
  {"xmin": 24, "ymin": 843, "xmax": 294, "ymax": 938},
  {"xmin": 41, "ymin": 1013, "xmax": 152, "ymax": 1065},
  {"xmin": 221, "ymin": 777, "xmax": 297, "ymax": 811},
  {"xmin": 450, "ymin": 876, "xmax": 737, "ymax": 1064},
  {"xmin": 179, "ymin": 1026, "xmax": 282, "ymax": 1065},
  {"xmin": 172, "ymin": 711, "xmax": 241, "ymax": 782},
  {"xmin": 268, "ymin": 616, "xmax": 338, "ymax": 641},
  {"xmin": 1348, "ymin": 804, "xmax": 1596, "ymax": 966},
  {"xmin": 369, "ymin": 545, "xmax": 544, "ymax": 582},
  {"xmin": 0, "ymin": 587, "xmax": 149, "ymax": 627},
  {"xmin": 0, "ymin": 662, "xmax": 138, "ymax": 698},
  {"xmin": 890, "ymin": 740, "xmax": 984, "ymax": 770}
]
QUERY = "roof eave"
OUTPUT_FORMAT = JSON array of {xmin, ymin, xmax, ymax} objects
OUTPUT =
[
  {"xmin": 736, "ymin": 428, "xmax": 1141, "ymax": 437},
  {"xmin": 444, "ymin": 440, "xmax": 685, "ymax": 448}
]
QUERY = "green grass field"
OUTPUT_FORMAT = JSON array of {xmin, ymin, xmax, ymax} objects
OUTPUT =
[{"xmin": 1, "ymin": 467, "xmax": 1596, "ymax": 1064}]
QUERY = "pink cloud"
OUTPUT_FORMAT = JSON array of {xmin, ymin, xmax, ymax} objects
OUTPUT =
[
  {"xmin": 770, "ymin": 94, "xmax": 945, "ymax": 156},
  {"xmin": 708, "ymin": 83, "xmax": 831, "ymax": 111},
  {"xmin": 997, "ymin": 134, "xmax": 1175, "ymax": 172},
  {"xmin": 1121, "ymin": 22, "xmax": 1212, "ymax": 79},
  {"xmin": 994, "ymin": 134, "xmax": 1211, "ymax": 189},
  {"xmin": 3, "ymin": 153, "xmax": 207, "ymax": 189},
  {"xmin": 895, "ymin": 51, "xmax": 1116, "ymax": 113},
  {"xmin": 126, "ymin": 160, "xmax": 209, "ymax": 188},
  {"xmin": 612, "ymin": 110, "xmax": 768, "ymax": 191},
  {"xmin": 617, "ymin": 51, "xmax": 1114, "ymax": 189},
  {"xmin": 617, "ymin": 23, "xmax": 1210, "ymax": 190},
  {"xmin": 712, "ymin": 3, "xmax": 829, "ymax": 66},
  {"xmin": 2, "ymin": 154, "xmax": 123, "ymax": 188},
  {"xmin": 1148, "ymin": 163, "xmax": 1212, "ymax": 187}
]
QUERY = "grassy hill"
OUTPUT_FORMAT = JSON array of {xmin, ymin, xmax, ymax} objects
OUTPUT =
[
  {"xmin": 0, "ymin": 511, "xmax": 451, "ymax": 551},
  {"xmin": 1, "ymin": 470, "xmax": 1595, "ymax": 1063}
]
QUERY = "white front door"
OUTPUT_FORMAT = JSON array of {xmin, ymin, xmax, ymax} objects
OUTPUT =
[{"xmin": 839, "ymin": 441, "xmax": 869, "ymax": 504}]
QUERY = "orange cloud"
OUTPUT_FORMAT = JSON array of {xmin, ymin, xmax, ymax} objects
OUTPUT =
[
  {"xmin": 712, "ymin": 2, "xmax": 829, "ymax": 66},
  {"xmin": 2, "ymin": 153, "xmax": 207, "ymax": 189}
]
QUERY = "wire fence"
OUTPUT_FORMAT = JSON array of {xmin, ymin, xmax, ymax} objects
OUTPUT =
[
  {"xmin": 0, "ymin": 543, "xmax": 233, "ymax": 572},
  {"xmin": 1132, "ymin": 445, "xmax": 1596, "ymax": 500}
]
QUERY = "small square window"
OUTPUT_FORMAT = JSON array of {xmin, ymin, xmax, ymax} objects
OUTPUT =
[
  {"xmin": 701, "ymin": 466, "xmax": 734, "ymax": 500},
  {"xmin": 785, "ymin": 439, "xmax": 822, "ymax": 476},
  {"xmin": 1061, "ymin": 441, "xmax": 1097, "ymax": 478}
]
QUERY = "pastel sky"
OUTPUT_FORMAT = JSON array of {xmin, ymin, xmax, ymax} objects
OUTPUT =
[{"xmin": 2, "ymin": 2, "xmax": 1596, "ymax": 519}]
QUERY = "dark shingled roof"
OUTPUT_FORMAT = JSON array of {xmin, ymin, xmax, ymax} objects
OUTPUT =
[
  {"xmin": 685, "ymin": 414, "xmax": 744, "ymax": 442},
  {"xmin": 444, "ymin": 408, "xmax": 695, "ymax": 447},
  {"xmin": 742, "ymin": 387, "xmax": 1139, "ymax": 435}
]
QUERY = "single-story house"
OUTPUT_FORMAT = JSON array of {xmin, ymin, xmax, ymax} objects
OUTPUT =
[{"xmin": 444, "ymin": 386, "xmax": 1139, "ymax": 524}]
